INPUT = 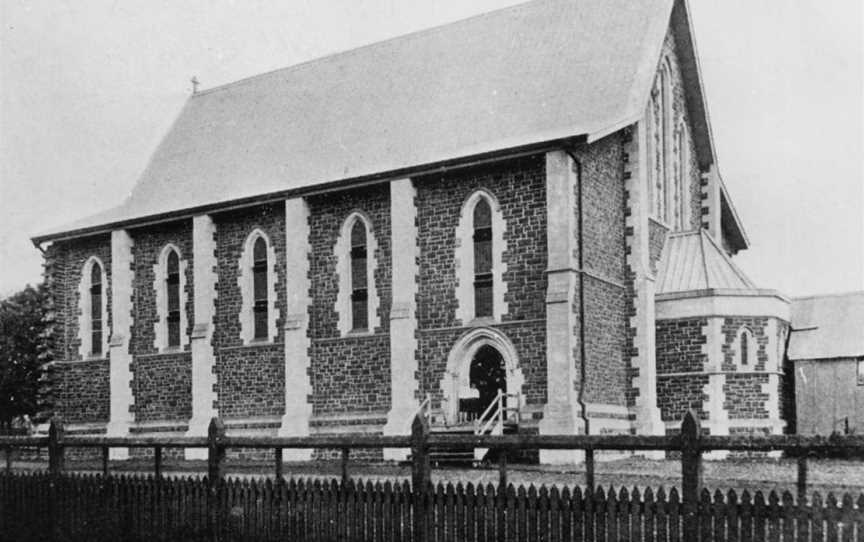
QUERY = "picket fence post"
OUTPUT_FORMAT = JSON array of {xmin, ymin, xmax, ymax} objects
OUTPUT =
[
  {"xmin": 411, "ymin": 413, "xmax": 431, "ymax": 542},
  {"xmin": 680, "ymin": 410, "xmax": 703, "ymax": 541},
  {"xmin": 48, "ymin": 418, "xmax": 65, "ymax": 476},
  {"xmin": 207, "ymin": 417, "xmax": 225, "ymax": 541}
]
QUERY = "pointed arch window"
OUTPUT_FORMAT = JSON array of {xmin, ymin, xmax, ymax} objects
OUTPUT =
[
  {"xmin": 335, "ymin": 213, "xmax": 379, "ymax": 336},
  {"xmin": 239, "ymin": 230, "xmax": 278, "ymax": 344},
  {"xmin": 455, "ymin": 191, "xmax": 508, "ymax": 324},
  {"xmin": 737, "ymin": 327, "xmax": 755, "ymax": 367},
  {"xmin": 166, "ymin": 249, "xmax": 181, "ymax": 347},
  {"xmin": 90, "ymin": 262, "xmax": 103, "ymax": 356},
  {"xmin": 473, "ymin": 198, "xmax": 493, "ymax": 318},
  {"xmin": 252, "ymin": 236, "xmax": 269, "ymax": 339},
  {"xmin": 350, "ymin": 220, "xmax": 369, "ymax": 331}
]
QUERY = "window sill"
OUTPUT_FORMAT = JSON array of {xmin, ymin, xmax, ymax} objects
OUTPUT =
[
  {"xmin": 245, "ymin": 338, "xmax": 276, "ymax": 346},
  {"xmin": 157, "ymin": 346, "xmax": 187, "ymax": 355},
  {"xmin": 466, "ymin": 317, "xmax": 497, "ymax": 327},
  {"xmin": 82, "ymin": 355, "xmax": 108, "ymax": 362}
]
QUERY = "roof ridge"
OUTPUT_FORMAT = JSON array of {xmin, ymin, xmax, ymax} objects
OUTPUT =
[
  {"xmin": 699, "ymin": 228, "xmax": 755, "ymax": 289},
  {"xmin": 193, "ymin": 0, "xmax": 547, "ymax": 98}
]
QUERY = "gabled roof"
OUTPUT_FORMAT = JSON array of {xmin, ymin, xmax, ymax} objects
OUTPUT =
[
  {"xmin": 788, "ymin": 291, "xmax": 864, "ymax": 361},
  {"xmin": 656, "ymin": 230, "xmax": 756, "ymax": 295},
  {"xmin": 35, "ymin": 0, "xmax": 730, "ymax": 243}
]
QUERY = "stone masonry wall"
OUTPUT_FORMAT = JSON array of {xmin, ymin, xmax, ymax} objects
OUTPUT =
[
  {"xmin": 414, "ymin": 156, "xmax": 547, "ymax": 409},
  {"xmin": 131, "ymin": 352, "xmax": 192, "ymax": 422},
  {"xmin": 129, "ymin": 221, "xmax": 194, "ymax": 422},
  {"xmin": 49, "ymin": 235, "xmax": 113, "ymax": 362},
  {"xmin": 52, "ymin": 359, "xmax": 110, "ymax": 423},
  {"xmin": 658, "ymin": 374, "xmax": 708, "ymax": 424},
  {"xmin": 656, "ymin": 317, "xmax": 707, "ymax": 374},
  {"xmin": 47, "ymin": 235, "xmax": 113, "ymax": 424},
  {"xmin": 213, "ymin": 204, "xmax": 287, "ymax": 419},
  {"xmin": 575, "ymin": 134, "xmax": 630, "ymax": 407},
  {"xmin": 724, "ymin": 374, "xmax": 770, "ymax": 419},
  {"xmin": 307, "ymin": 184, "xmax": 392, "ymax": 416},
  {"xmin": 656, "ymin": 317, "xmax": 708, "ymax": 423},
  {"xmin": 130, "ymin": 220, "xmax": 194, "ymax": 355}
]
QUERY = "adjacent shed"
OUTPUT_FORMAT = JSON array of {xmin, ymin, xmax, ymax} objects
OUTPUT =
[{"xmin": 788, "ymin": 291, "xmax": 864, "ymax": 436}]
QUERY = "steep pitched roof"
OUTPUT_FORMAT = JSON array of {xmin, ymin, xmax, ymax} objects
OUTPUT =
[
  {"xmin": 656, "ymin": 230, "xmax": 756, "ymax": 295},
  {"xmin": 788, "ymin": 291, "xmax": 864, "ymax": 361},
  {"xmin": 35, "ymin": 0, "xmax": 732, "ymax": 243}
]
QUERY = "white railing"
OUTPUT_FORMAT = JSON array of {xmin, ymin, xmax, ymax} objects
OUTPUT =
[
  {"xmin": 407, "ymin": 393, "xmax": 432, "ymax": 431},
  {"xmin": 474, "ymin": 390, "xmax": 521, "ymax": 436}
]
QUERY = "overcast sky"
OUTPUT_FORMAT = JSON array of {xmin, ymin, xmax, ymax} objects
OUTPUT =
[{"xmin": 1, "ymin": 0, "xmax": 862, "ymax": 297}]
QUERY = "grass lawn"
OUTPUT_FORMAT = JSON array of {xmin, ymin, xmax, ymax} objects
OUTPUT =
[{"xmin": 8, "ymin": 454, "xmax": 863, "ymax": 497}]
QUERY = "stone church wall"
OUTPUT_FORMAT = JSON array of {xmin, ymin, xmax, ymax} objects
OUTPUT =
[
  {"xmin": 576, "ymin": 134, "xmax": 630, "ymax": 409},
  {"xmin": 414, "ymin": 156, "xmax": 548, "ymax": 411},
  {"xmin": 656, "ymin": 317, "xmax": 708, "ymax": 423},
  {"xmin": 212, "ymin": 203, "xmax": 287, "ymax": 419},
  {"xmin": 45, "ymin": 235, "xmax": 113, "ymax": 425},
  {"xmin": 306, "ymin": 184, "xmax": 392, "ymax": 418},
  {"xmin": 129, "ymin": 221, "xmax": 194, "ymax": 423}
]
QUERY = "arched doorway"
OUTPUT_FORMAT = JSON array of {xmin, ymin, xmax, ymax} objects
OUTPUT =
[
  {"xmin": 464, "ymin": 345, "xmax": 507, "ymax": 420},
  {"xmin": 441, "ymin": 327, "xmax": 524, "ymax": 425}
]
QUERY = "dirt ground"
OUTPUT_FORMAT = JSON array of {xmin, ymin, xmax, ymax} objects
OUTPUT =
[{"xmin": 8, "ymin": 455, "xmax": 864, "ymax": 497}]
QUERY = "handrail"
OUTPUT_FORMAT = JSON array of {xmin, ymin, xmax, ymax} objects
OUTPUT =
[
  {"xmin": 475, "ymin": 390, "xmax": 504, "ymax": 436},
  {"xmin": 406, "ymin": 393, "xmax": 432, "ymax": 431}
]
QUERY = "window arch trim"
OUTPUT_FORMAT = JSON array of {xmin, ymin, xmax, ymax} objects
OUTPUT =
[
  {"xmin": 238, "ymin": 229, "xmax": 279, "ymax": 344},
  {"xmin": 335, "ymin": 212, "xmax": 380, "ymax": 336},
  {"xmin": 78, "ymin": 256, "xmax": 109, "ymax": 359},
  {"xmin": 153, "ymin": 243, "xmax": 189, "ymax": 351},
  {"xmin": 455, "ymin": 189, "xmax": 508, "ymax": 324},
  {"xmin": 736, "ymin": 327, "xmax": 756, "ymax": 368}
]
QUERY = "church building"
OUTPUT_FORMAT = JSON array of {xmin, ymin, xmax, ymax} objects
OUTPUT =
[{"xmin": 33, "ymin": 0, "xmax": 794, "ymax": 463}]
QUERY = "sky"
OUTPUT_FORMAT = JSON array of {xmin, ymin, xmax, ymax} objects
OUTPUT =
[{"xmin": 1, "ymin": 0, "xmax": 862, "ymax": 297}]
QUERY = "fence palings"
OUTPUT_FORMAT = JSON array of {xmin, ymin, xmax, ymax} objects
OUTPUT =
[{"xmin": 2, "ymin": 470, "xmax": 863, "ymax": 541}]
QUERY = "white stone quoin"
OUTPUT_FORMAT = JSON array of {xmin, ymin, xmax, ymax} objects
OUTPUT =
[
  {"xmin": 278, "ymin": 198, "xmax": 314, "ymax": 461},
  {"xmin": 383, "ymin": 179, "xmax": 420, "ymax": 461},
  {"xmin": 185, "ymin": 215, "xmax": 219, "ymax": 460},
  {"xmin": 106, "ymin": 230, "xmax": 134, "ymax": 460},
  {"xmin": 626, "ymin": 118, "xmax": 664, "ymax": 438},
  {"xmin": 538, "ymin": 150, "xmax": 583, "ymax": 464}
]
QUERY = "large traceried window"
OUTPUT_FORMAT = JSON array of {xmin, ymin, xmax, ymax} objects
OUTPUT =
[
  {"xmin": 90, "ymin": 262, "xmax": 104, "ymax": 356},
  {"xmin": 649, "ymin": 57, "xmax": 686, "ymax": 230},
  {"xmin": 472, "ymin": 198, "xmax": 493, "ymax": 318}
]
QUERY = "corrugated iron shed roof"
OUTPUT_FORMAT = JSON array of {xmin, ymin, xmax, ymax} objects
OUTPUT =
[
  {"xmin": 656, "ymin": 230, "xmax": 756, "ymax": 294},
  {"xmin": 35, "ymin": 0, "xmax": 684, "ymax": 241},
  {"xmin": 788, "ymin": 291, "xmax": 864, "ymax": 361}
]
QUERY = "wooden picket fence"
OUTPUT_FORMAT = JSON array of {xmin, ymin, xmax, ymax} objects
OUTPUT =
[
  {"xmin": 0, "ymin": 410, "xmax": 862, "ymax": 541},
  {"xmin": 1, "ymin": 470, "xmax": 862, "ymax": 541}
]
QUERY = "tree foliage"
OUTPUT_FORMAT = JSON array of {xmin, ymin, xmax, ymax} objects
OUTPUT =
[{"xmin": 0, "ymin": 284, "xmax": 46, "ymax": 426}]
